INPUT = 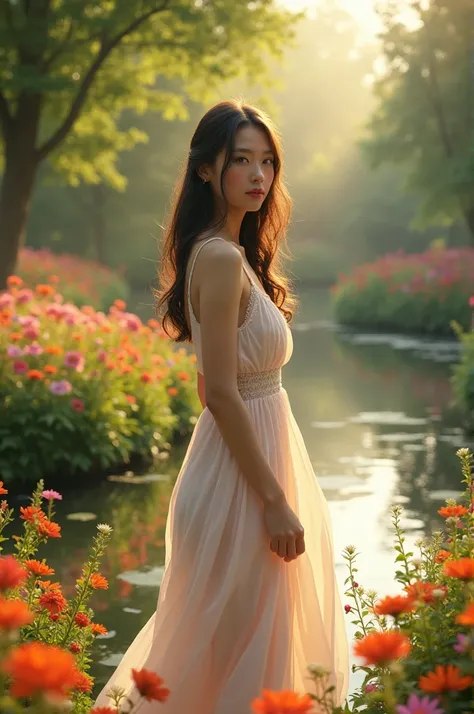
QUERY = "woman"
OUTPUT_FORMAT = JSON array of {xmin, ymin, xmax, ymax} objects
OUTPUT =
[{"xmin": 94, "ymin": 100, "xmax": 349, "ymax": 713}]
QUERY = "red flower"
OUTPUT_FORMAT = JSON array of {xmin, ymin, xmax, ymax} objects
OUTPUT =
[
  {"xmin": 90, "ymin": 573, "xmax": 108, "ymax": 590},
  {"xmin": 344, "ymin": 604, "xmax": 352, "ymax": 614},
  {"xmin": 438, "ymin": 505, "xmax": 468, "ymax": 519},
  {"xmin": 374, "ymin": 595, "xmax": 414, "ymax": 616},
  {"xmin": 39, "ymin": 590, "xmax": 67, "ymax": 615},
  {"xmin": 73, "ymin": 670, "xmax": 93, "ymax": 693},
  {"xmin": 1, "ymin": 642, "xmax": 80, "ymax": 698},
  {"xmin": 443, "ymin": 558, "xmax": 474, "ymax": 581},
  {"xmin": 91, "ymin": 622, "xmax": 108, "ymax": 636},
  {"xmin": 44, "ymin": 365, "xmax": 58, "ymax": 375},
  {"xmin": 0, "ymin": 598, "xmax": 34, "ymax": 630},
  {"xmin": 419, "ymin": 664, "xmax": 473, "ymax": 693},
  {"xmin": 354, "ymin": 630, "xmax": 411, "ymax": 665},
  {"xmin": 74, "ymin": 612, "xmax": 91, "ymax": 627},
  {"xmin": 70, "ymin": 398, "xmax": 85, "ymax": 412},
  {"xmin": 0, "ymin": 556, "xmax": 27, "ymax": 591},
  {"xmin": 70, "ymin": 642, "xmax": 81, "ymax": 654},
  {"xmin": 0, "ymin": 481, "xmax": 8, "ymax": 495},
  {"xmin": 131, "ymin": 669, "xmax": 170, "ymax": 702},
  {"xmin": 125, "ymin": 394, "xmax": 136, "ymax": 404},
  {"xmin": 140, "ymin": 372, "xmax": 153, "ymax": 383},
  {"xmin": 24, "ymin": 559, "xmax": 55, "ymax": 577},
  {"xmin": 90, "ymin": 709, "xmax": 118, "ymax": 714}
]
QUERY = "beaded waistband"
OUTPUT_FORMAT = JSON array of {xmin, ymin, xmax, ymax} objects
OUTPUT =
[{"xmin": 237, "ymin": 369, "xmax": 282, "ymax": 401}]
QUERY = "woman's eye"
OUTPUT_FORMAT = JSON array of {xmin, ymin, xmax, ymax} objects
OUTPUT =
[
  {"xmin": 264, "ymin": 158, "xmax": 275, "ymax": 165},
  {"xmin": 234, "ymin": 156, "xmax": 248, "ymax": 163}
]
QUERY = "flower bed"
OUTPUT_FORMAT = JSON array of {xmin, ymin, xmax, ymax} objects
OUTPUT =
[
  {"xmin": 332, "ymin": 248, "xmax": 474, "ymax": 336},
  {"xmin": 17, "ymin": 248, "xmax": 130, "ymax": 311},
  {"xmin": 0, "ymin": 276, "xmax": 200, "ymax": 485},
  {"xmin": 1, "ymin": 451, "xmax": 473, "ymax": 713}
]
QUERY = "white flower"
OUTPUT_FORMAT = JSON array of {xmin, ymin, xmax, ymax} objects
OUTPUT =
[
  {"xmin": 308, "ymin": 663, "xmax": 330, "ymax": 678},
  {"xmin": 456, "ymin": 447, "xmax": 471, "ymax": 457},
  {"xmin": 97, "ymin": 523, "xmax": 113, "ymax": 535}
]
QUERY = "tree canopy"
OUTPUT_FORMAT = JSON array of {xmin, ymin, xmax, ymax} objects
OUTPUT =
[{"xmin": 362, "ymin": 0, "xmax": 474, "ymax": 240}]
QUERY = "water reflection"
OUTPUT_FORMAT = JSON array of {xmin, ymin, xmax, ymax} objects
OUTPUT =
[{"xmin": 12, "ymin": 287, "xmax": 473, "ymax": 695}]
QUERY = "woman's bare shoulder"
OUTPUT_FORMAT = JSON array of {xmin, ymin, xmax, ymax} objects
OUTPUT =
[{"xmin": 192, "ymin": 237, "xmax": 243, "ymax": 276}]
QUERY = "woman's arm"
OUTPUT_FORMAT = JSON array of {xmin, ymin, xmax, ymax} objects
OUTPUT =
[
  {"xmin": 197, "ymin": 372, "xmax": 206, "ymax": 409},
  {"xmin": 194, "ymin": 241, "xmax": 305, "ymax": 561}
]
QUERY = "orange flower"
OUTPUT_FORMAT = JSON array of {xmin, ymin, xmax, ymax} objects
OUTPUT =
[
  {"xmin": 419, "ymin": 664, "xmax": 473, "ymax": 693},
  {"xmin": 39, "ymin": 589, "xmax": 67, "ymax": 615},
  {"xmin": 0, "ymin": 556, "xmax": 27, "ymax": 591},
  {"xmin": 373, "ymin": 595, "xmax": 414, "ymax": 617},
  {"xmin": 37, "ymin": 518, "xmax": 61, "ymax": 538},
  {"xmin": 125, "ymin": 394, "xmax": 136, "ymax": 404},
  {"xmin": 20, "ymin": 505, "xmax": 46, "ymax": 524},
  {"xmin": 0, "ymin": 481, "xmax": 8, "ymax": 495},
  {"xmin": 405, "ymin": 581, "xmax": 446, "ymax": 605},
  {"xmin": 438, "ymin": 505, "xmax": 468, "ymax": 518},
  {"xmin": 74, "ymin": 612, "xmax": 91, "ymax": 627},
  {"xmin": 443, "ymin": 558, "xmax": 474, "ymax": 581},
  {"xmin": 25, "ymin": 559, "xmax": 55, "ymax": 577},
  {"xmin": 168, "ymin": 387, "xmax": 178, "ymax": 397},
  {"xmin": 27, "ymin": 369, "xmax": 44, "ymax": 380},
  {"xmin": 0, "ymin": 598, "xmax": 34, "ymax": 630},
  {"xmin": 38, "ymin": 580, "xmax": 62, "ymax": 591},
  {"xmin": 43, "ymin": 364, "xmax": 58, "ymax": 375},
  {"xmin": 140, "ymin": 372, "xmax": 153, "ymax": 383},
  {"xmin": 252, "ymin": 690, "xmax": 314, "ymax": 713},
  {"xmin": 7, "ymin": 275, "xmax": 23, "ymax": 287},
  {"xmin": 9, "ymin": 332, "xmax": 22, "ymax": 341},
  {"xmin": 90, "ymin": 622, "xmax": 108, "ymax": 636},
  {"xmin": 132, "ymin": 669, "xmax": 170, "ymax": 702},
  {"xmin": 435, "ymin": 550, "xmax": 451, "ymax": 563},
  {"xmin": 48, "ymin": 274, "xmax": 59, "ymax": 284},
  {"xmin": 353, "ymin": 630, "xmax": 411, "ymax": 665},
  {"xmin": 36, "ymin": 284, "xmax": 55, "ymax": 297},
  {"xmin": 177, "ymin": 371, "xmax": 190, "ymax": 381},
  {"xmin": 456, "ymin": 602, "xmax": 474, "ymax": 626},
  {"xmin": 45, "ymin": 345, "xmax": 63, "ymax": 355},
  {"xmin": 73, "ymin": 670, "xmax": 93, "ymax": 693},
  {"xmin": 90, "ymin": 709, "xmax": 118, "ymax": 714},
  {"xmin": 114, "ymin": 299, "xmax": 126, "ymax": 310},
  {"xmin": 1, "ymin": 642, "xmax": 80, "ymax": 698},
  {"xmin": 90, "ymin": 573, "xmax": 108, "ymax": 590},
  {"xmin": 147, "ymin": 318, "xmax": 159, "ymax": 329}
]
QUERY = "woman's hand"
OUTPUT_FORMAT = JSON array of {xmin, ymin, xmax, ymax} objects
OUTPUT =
[{"xmin": 263, "ymin": 495, "xmax": 305, "ymax": 562}]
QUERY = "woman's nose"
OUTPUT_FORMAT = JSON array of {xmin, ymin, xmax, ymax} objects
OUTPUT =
[{"xmin": 252, "ymin": 164, "xmax": 264, "ymax": 181}]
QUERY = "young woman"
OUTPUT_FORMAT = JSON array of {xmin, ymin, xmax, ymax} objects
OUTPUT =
[{"xmin": 94, "ymin": 100, "xmax": 349, "ymax": 713}]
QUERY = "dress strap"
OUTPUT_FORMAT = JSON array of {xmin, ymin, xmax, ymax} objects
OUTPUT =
[{"xmin": 187, "ymin": 237, "xmax": 227, "ymax": 323}]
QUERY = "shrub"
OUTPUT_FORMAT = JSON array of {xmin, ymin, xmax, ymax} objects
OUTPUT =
[
  {"xmin": 0, "ymin": 277, "xmax": 200, "ymax": 485},
  {"xmin": 451, "ymin": 300, "xmax": 474, "ymax": 434},
  {"xmin": 17, "ymin": 248, "xmax": 130, "ymax": 311},
  {"xmin": 332, "ymin": 247, "xmax": 474, "ymax": 335}
]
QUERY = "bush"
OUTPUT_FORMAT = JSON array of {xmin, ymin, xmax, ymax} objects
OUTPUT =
[
  {"xmin": 451, "ymin": 307, "xmax": 474, "ymax": 435},
  {"xmin": 17, "ymin": 248, "xmax": 130, "ymax": 311},
  {"xmin": 331, "ymin": 247, "xmax": 474, "ymax": 336},
  {"xmin": 0, "ymin": 277, "xmax": 200, "ymax": 485}
]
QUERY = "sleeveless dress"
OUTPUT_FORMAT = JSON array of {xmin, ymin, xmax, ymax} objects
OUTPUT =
[{"xmin": 94, "ymin": 237, "xmax": 349, "ymax": 713}]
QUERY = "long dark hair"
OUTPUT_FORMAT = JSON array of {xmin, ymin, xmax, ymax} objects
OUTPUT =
[{"xmin": 156, "ymin": 99, "xmax": 295, "ymax": 342}]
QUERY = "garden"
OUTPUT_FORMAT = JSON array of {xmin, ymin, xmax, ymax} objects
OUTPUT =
[
  {"xmin": 331, "ymin": 246, "xmax": 474, "ymax": 435},
  {"xmin": 0, "ymin": 255, "xmax": 200, "ymax": 487},
  {"xmin": 0, "ymin": 450, "xmax": 473, "ymax": 713}
]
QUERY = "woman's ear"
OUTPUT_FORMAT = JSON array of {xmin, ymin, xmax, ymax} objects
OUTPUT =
[{"xmin": 197, "ymin": 164, "xmax": 211, "ymax": 183}]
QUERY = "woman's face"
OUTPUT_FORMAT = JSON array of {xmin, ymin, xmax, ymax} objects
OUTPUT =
[{"xmin": 205, "ymin": 124, "xmax": 276, "ymax": 213}]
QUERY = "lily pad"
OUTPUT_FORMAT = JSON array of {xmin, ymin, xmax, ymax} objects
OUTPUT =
[
  {"xmin": 123, "ymin": 607, "xmax": 142, "ymax": 614},
  {"xmin": 427, "ymin": 490, "xmax": 463, "ymax": 501},
  {"xmin": 66, "ymin": 512, "xmax": 97, "ymax": 522},
  {"xmin": 99, "ymin": 652, "xmax": 123, "ymax": 668},
  {"xmin": 310, "ymin": 421, "xmax": 346, "ymax": 429},
  {"xmin": 117, "ymin": 566, "xmax": 165, "ymax": 587},
  {"xmin": 349, "ymin": 412, "xmax": 427, "ymax": 426}
]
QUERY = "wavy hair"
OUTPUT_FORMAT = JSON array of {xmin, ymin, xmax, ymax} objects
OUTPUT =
[{"xmin": 156, "ymin": 99, "xmax": 295, "ymax": 342}]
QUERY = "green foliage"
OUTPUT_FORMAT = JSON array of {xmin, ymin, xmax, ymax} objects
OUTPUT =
[
  {"xmin": 0, "ymin": 280, "xmax": 200, "ymax": 485},
  {"xmin": 362, "ymin": 0, "xmax": 474, "ymax": 238},
  {"xmin": 0, "ymin": 0, "xmax": 298, "ymax": 187},
  {"xmin": 17, "ymin": 247, "xmax": 130, "ymax": 310},
  {"xmin": 331, "ymin": 247, "xmax": 474, "ymax": 335},
  {"xmin": 451, "ymin": 321, "xmax": 474, "ymax": 433}
]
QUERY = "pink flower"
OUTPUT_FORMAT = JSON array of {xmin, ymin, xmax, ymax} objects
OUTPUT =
[
  {"xmin": 42, "ymin": 490, "xmax": 62, "ymax": 501},
  {"xmin": 63, "ymin": 351, "xmax": 85, "ymax": 372},
  {"xmin": 15, "ymin": 289, "xmax": 33, "ymax": 305},
  {"xmin": 13, "ymin": 360, "xmax": 28, "ymax": 374},
  {"xmin": 49, "ymin": 380, "xmax": 72, "ymax": 396},
  {"xmin": 469, "ymin": 295, "xmax": 474, "ymax": 307},
  {"xmin": 97, "ymin": 350, "xmax": 107, "ymax": 363},
  {"xmin": 7, "ymin": 345, "xmax": 23, "ymax": 358},
  {"xmin": 453, "ymin": 633, "xmax": 470, "ymax": 654},
  {"xmin": 396, "ymin": 693, "xmax": 443, "ymax": 714},
  {"xmin": 23, "ymin": 327, "xmax": 39, "ymax": 340},
  {"xmin": 0, "ymin": 292, "xmax": 14, "ymax": 310},
  {"xmin": 70, "ymin": 398, "xmax": 85, "ymax": 412},
  {"xmin": 364, "ymin": 684, "xmax": 378, "ymax": 694},
  {"xmin": 23, "ymin": 343, "xmax": 43, "ymax": 357},
  {"xmin": 344, "ymin": 604, "xmax": 352, "ymax": 614}
]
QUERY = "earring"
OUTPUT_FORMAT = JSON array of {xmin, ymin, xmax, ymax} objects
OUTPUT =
[{"xmin": 202, "ymin": 178, "xmax": 207, "ymax": 184}]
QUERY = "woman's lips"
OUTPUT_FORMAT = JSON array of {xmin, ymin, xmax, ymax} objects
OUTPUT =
[{"xmin": 246, "ymin": 190, "xmax": 265, "ymax": 198}]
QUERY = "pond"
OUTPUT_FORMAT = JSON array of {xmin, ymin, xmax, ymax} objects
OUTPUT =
[{"xmin": 10, "ymin": 286, "xmax": 473, "ymax": 698}]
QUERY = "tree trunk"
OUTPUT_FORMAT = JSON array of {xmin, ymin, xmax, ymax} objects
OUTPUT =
[
  {"xmin": 463, "ymin": 205, "xmax": 474, "ymax": 246},
  {"xmin": 0, "ymin": 145, "xmax": 38, "ymax": 289}
]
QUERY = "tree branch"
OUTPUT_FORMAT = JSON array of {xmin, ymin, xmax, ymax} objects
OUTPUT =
[
  {"xmin": 36, "ymin": 0, "xmax": 172, "ymax": 161},
  {"xmin": 41, "ymin": 17, "xmax": 75, "ymax": 70}
]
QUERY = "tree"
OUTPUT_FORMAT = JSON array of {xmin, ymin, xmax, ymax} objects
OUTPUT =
[
  {"xmin": 362, "ymin": 0, "xmax": 474, "ymax": 243},
  {"xmin": 0, "ymin": 0, "xmax": 296, "ymax": 287}
]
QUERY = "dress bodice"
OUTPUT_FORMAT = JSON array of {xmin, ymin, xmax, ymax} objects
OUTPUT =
[{"xmin": 187, "ymin": 237, "xmax": 293, "ymax": 376}]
